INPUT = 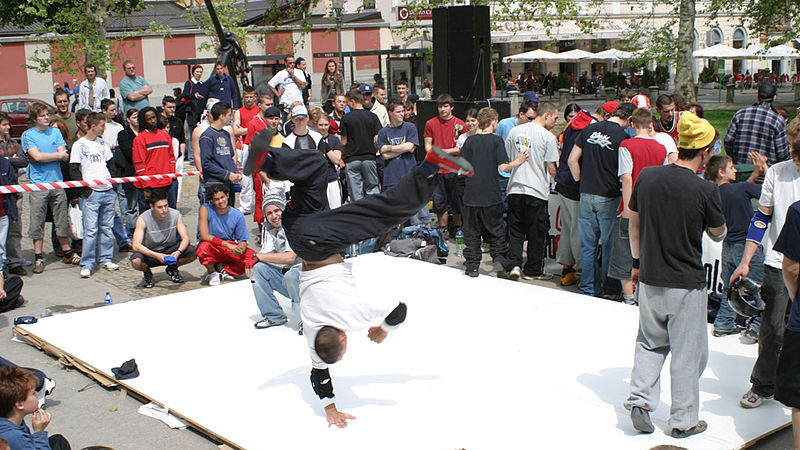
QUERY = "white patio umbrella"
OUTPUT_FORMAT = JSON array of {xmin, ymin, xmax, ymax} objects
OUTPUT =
[
  {"xmin": 744, "ymin": 44, "xmax": 800, "ymax": 59},
  {"xmin": 502, "ymin": 49, "xmax": 560, "ymax": 63},
  {"xmin": 693, "ymin": 44, "xmax": 750, "ymax": 59},
  {"xmin": 556, "ymin": 49, "xmax": 596, "ymax": 61},
  {"xmin": 589, "ymin": 48, "xmax": 634, "ymax": 61}
]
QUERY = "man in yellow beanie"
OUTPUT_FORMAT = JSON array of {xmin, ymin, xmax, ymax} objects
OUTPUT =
[{"xmin": 624, "ymin": 111, "xmax": 727, "ymax": 438}]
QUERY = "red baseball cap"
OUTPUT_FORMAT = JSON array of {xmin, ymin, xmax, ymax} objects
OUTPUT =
[{"xmin": 602, "ymin": 101, "xmax": 620, "ymax": 114}]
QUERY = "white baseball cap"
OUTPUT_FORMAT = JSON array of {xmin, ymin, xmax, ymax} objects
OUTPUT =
[{"xmin": 291, "ymin": 104, "xmax": 308, "ymax": 119}]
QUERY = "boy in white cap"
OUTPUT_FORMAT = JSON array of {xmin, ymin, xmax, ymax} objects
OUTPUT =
[
  {"xmin": 625, "ymin": 112, "xmax": 726, "ymax": 438},
  {"xmin": 249, "ymin": 193, "xmax": 300, "ymax": 329}
]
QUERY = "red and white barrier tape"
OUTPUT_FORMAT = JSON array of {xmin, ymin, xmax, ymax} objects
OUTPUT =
[{"xmin": 0, "ymin": 171, "xmax": 201, "ymax": 195}]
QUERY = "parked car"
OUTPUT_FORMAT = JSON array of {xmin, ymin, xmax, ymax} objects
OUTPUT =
[{"xmin": 0, "ymin": 98, "xmax": 56, "ymax": 139}]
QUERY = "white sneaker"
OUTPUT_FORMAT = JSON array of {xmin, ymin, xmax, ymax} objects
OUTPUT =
[
  {"xmin": 208, "ymin": 272, "xmax": 221, "ymax": 286},
  {"xmin": 80, "ymin": 268, "xmax": 91, "ymax": 278},
  {"xmin": 220, "ymin": 269, "xmax": 235, "ymax": 281},
  {"xmin": 509, "ymin": 266, "xmax": 521, "ymax": 281},
  {"xmin": 102, "ymin": 262, "xmax": 119, "ymax": 271},
  {"xmin": 38, "ymin": 378, "xmax": 55, "ymax": 408}
]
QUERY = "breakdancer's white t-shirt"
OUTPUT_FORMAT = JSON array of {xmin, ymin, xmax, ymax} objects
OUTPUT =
[{"xmin": 300, "ymin": 261, "xmax": 401, "ymax": 375}]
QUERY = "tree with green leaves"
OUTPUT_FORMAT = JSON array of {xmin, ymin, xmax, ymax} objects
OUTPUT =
[{"xmin": 398, "ymin": 0, "xmax": 800, "ymax": 105}]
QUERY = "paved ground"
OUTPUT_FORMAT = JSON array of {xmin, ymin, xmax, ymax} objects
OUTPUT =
[{"xmin": 1, "ymin": 169, "xmax": 796, "ymax": 449}]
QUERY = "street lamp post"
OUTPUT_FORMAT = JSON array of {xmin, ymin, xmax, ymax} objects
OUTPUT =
[{"xmin": 332, "ymin": 0, "xmax": 344, "ymax": 81}]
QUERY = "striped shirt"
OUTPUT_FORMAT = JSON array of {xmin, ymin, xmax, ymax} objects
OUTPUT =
[
  {"xmin": 724, "ymin": 102, "xmax": 789, "ymax": 166},
  {"xmin": 132, "ymin": 129, "xmax": 175, "ymax": 189}
]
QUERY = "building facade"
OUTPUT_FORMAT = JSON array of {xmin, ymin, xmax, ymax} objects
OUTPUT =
[{"xmin": 0, "ymin": 0, "xmax": 788, "ymax": 103}]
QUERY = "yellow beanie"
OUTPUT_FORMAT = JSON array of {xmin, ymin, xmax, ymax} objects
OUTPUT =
[{"xmin": 677, "ymin": 111, "xmax": 715, "ymax": 150}]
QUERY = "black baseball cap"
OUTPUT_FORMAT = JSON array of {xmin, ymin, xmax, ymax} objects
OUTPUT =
[{"xmin": 265, "ymin": 106, "xmax": 281, "ymax": 118}]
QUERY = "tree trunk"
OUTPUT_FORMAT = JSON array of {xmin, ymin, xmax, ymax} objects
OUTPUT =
[
  {"xmin": 86, "ymin": 0, "xmax": 109, "ymax": 79},
  {"xmin": 674, "ymin": 0, "xmax": 696, "ymax": 103}
]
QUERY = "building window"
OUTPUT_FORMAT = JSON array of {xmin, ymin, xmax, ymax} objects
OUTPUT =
[
  {"xmin": 708, "ymin": 28, "xmax": 723, "ymax": 46},
  {"xmin": 363, "ymin": 0, "xmax": 375, "ymax": 9},
  {"xmin": 733, "ymin": 28, "xmax": 746, "ymax": 49}
]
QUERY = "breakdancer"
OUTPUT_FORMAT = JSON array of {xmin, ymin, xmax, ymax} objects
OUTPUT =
[{"xmin": 248, "ymin": 128, "xmax": 473, "ymax": 428}]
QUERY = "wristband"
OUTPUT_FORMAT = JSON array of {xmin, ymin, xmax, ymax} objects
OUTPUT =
[
  {"xmin": 746, "ymin": 209, "xmax": 772, "ymax": 243},
  {"xmin": 632, "ymin": 258, "xmax": 640, "ymax": 269},
  {"xmin": 211, "ymin": 237, "xmax": 223, "ymax": 246}
]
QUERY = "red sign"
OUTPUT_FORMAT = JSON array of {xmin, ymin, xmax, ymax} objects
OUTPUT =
[{"xmin": 397, "ymin": 6, "xmax": 433, "ymax": 21}]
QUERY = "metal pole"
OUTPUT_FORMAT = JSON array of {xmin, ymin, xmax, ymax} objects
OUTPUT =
[{"xmin": 336, "ymin": 11, "xmax": 344, "ymax": 84}]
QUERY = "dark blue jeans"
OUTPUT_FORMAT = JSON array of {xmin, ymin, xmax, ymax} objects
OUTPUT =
[
  {"xmin": 713, "ymin": 240, "xmax": 764, "ymax": 333},
  {"xmin": 750, "ymin": 265, "xmax": 791, "ymax": 397},
  {"xmin": 578, "ymin": 193, "xmax": 620, "ymax": 296}
]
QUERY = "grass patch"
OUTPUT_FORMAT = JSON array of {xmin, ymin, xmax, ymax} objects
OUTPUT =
[{"xmin": 703, "ymin": 109, "xmax": 736, "ymax": 138}]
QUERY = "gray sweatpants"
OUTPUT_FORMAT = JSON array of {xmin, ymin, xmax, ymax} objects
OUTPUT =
[
  {"xmin": 625, "ymin": 283, "xmax": 708, "ymax": 430},
  {"xmin": 556, "ymin": 193, "xmax": 581, "ymax": 269}
]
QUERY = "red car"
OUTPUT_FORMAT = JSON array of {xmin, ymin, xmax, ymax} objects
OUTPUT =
[{"xmin": 0, "ymin": 98, "xmax": 56, "ymax": 139}]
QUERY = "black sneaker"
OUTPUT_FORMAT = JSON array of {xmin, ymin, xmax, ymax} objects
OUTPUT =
[
  {"xmin": 712, "ymin": 327, "xmax": 740, "ymax": 337},
  {"xmin": 165, "ymin": 265, "xmax": 184, "ymax": 284},
  {"xmin": 142, "ymin": 269, "xmax": 154, "ymax": 288},
  {"xmin": 465, "ymin": 267, "xmax": 479, "ymax": 278},
  {"xmin": 630, "ymin": 406, "xmax": 654, "ymax": 434},
  {"xmin": 8, "ymin": 265, "xmax": 26, "ymax": 276},
  {"xmin": 671, "ymin": 420, "xmax": 707, "ymax": 438},
  {"xmin": 254, "ymin": 317, "xmax": 287, "ymax": 329}
]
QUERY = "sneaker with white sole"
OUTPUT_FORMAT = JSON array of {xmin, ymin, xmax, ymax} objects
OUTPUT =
[
  {"xmin": 208, "ymin": 272, "xmax": 221, "ymax": 286},
  {"xmin": 740, "ymin": 388, "xmax": 772, "ymax": 408},
  {"xmin": 741, "ymin": 329, "xmax": 759, "ymax": 344},
  {"xmin": 80, "ymin": 268, "xmax": 91, "ymax": 278},
  {"xmin": 522, "ymin": 272, "xmax": 554, "ymax": 281},
  {"xmin": 509, "ymin": 266, "xmax": 521, "ymax": 281},
  {"xmin": 102, "ymin": 262, "xmax": 119, "ymax": 271},
  {"xmin": 220, "ymin": 269, "xmax": 235, "ymax": 281}
]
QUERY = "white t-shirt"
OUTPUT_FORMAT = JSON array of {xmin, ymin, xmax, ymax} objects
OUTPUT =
[
  {"xmin": 456, "ymin": 132, "xmax": 475, "ymax": 149},
  {"xmin": 102, "ymin": 120, "xmax": 124, "ymax": 149},
  {"xmin": 757, "ymin": 160, "xmax": 800, "ymax": 269},
  {"xmin": 78, "ymin": 77, "xmax": 110, "ymax": 112},
  {"xmin": 268, "ymin": 68, "xmax": 306, "ymax": 107},
  {"xmin": 70, "ymin": 136, "xmax": 114, "ymax": 191},
  {"xmin": 300, "ymin": 262, "xmax": 400, "ymax": 374},
  {"xmin": 505, "ymin": 121, "xmax": 559, "ymax": 200},
  {"xmin": 371, "ymin": 101, "xmax": 389, "ymax": 127},
  {"xmin": 653, "ymin": 132, "xmax": 677, "ymax": 155},
  {"xmin": 617, "ymin": 136, "xmax": 675, "ymax": 176},
  {"xmin": 259, "ymin": 224, "xmax": 297, "ymax": 269}
]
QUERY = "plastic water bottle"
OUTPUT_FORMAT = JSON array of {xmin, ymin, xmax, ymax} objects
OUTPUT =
[
  {"xmin": 104, "ymin": 292, "xmax": 112, "ymax": 305},
  {"xmin": 455, "ymin": 228, "xmax": 464, "ymax": 257}
]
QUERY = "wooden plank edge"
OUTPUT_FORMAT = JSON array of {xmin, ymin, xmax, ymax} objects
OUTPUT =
[{"xmin": 13, "ymin": 325, "xmax": 246, "ymax": 450}]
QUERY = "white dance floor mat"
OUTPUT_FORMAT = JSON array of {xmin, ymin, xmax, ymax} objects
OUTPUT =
[{"xmin": 15, "ymin": 253, "xmax": 790, "ymax": 449}]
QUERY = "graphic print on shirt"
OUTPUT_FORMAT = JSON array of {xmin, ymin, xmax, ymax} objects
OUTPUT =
[
  {"xmin": 390, "ymin": 136, "xmax": 406, "ymax": 145},
  {"xmin": 215, "ymin": 136, "xmax": 231, "ymax": 156},
  {"xmin": 586, "ymin": 131, "xmax": 613, "ymax": 150},
  {"xmin": 453, "ymin": 123, "xmax": 464, "ymax": 145},
  {"xmin": 512, "ymin": 136, "xmax": 533, "ymax": 153},
  {"xmin": 78, "ymin": 140, "xmax": 107, "ymax": 163}
]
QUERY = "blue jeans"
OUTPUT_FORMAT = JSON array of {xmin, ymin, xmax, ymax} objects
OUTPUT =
[
  {"xmin": 80, "ymin": 190, "xmax": 117, "ymax": 270},
  {"xmin": 117, "ymin": 183, "xmax": 138, "ymax": 239},
  {"xmin": 137, "ymin": 181, "xmax": 178, "ymax": 212},
  {"xmin": 714, "ymin": 240, "xmax": 764, "ymax": 332},
  {"xmin": 345, "ymin": 160, "xmax": 379, "ymax": 202},
  {"xmin": 578, "ymin": 193, "xmax": 620, "ymax": 296},
  {"xmin": 0, "ymin": 216, "xmax": 8, "ymax": 274},
  {"xmin": 251, "ymin": 263, "xmax": 300, "ymax": 322}
]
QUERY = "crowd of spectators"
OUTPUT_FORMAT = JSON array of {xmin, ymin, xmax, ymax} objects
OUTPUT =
[{"xmin": 2, "ymin": 52, "xmax": 800, "ymax": 445}]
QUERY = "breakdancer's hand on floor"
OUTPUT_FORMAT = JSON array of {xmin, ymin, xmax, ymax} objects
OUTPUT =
[{"xmin": 325, "ymin": 404, "xmax": 356, "ymax": 428}]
